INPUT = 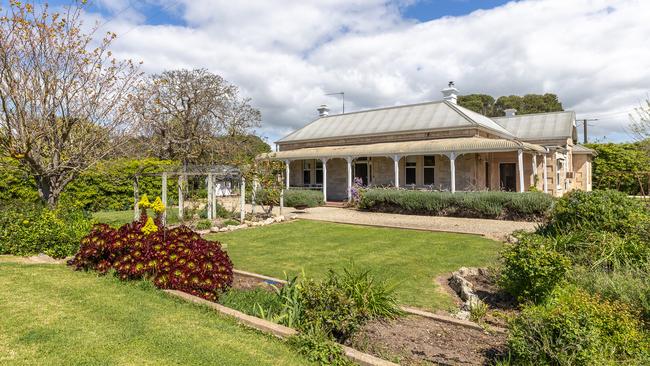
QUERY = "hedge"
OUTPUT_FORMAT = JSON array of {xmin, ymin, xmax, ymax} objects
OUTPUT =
[
  {"xmin": 358, "ymin": 189, "xmax": 554, "ymax": 221},
  {"xmin": 284, "ymin": 189, "xmax": 324, "ymax": 209},
  {"xmin": 0, "ymin": 201, "xmax": 94, "ymax": 258},
  {"xmin": 0, "ymin": 158, "xmax": 180, "ymax": 212}
]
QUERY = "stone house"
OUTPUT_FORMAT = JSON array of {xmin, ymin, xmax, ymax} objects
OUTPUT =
[{"xmin": 260, "ymin": 84, "xmax": 595, "ymax": 202}]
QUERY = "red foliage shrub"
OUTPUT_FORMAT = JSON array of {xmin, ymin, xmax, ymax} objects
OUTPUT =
[{"xmin": 68, "ymin": 212, "xmax": 233, "ymax": 301}]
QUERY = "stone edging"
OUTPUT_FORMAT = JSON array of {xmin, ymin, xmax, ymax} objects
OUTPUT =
[
  {"xmin": 163, "ymin": 289, "xmax": 398, "ymax": 366},
  {"xmin": 233, "ymin": 269, "xmax": 288, "ymax": 284},
  {"xmin": 399, "ymin": 306, "xmax": 506, "ymax": 334}
]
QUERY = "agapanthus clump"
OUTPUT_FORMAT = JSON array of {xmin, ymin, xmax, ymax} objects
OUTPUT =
[{"xmin": 69, "ymin": 200, "xmax": 233, "ymax": 301}]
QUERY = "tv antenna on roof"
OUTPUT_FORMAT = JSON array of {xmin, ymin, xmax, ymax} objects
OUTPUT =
[{"xmin": 325, "ymin": 92, "xmax": 345, "ymax": 114}]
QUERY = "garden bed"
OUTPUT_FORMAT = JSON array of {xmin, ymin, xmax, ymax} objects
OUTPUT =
[
  {"xmin": 359, "ymin": 189, "xmax": 554, "ymax": 221},
  {"xmin": 229, "ymin": 269, "xmax": 508, "ymax": 365},
  {"xmin": 348, "ymin": 316, "xmax": 507, "ymax": 365}
]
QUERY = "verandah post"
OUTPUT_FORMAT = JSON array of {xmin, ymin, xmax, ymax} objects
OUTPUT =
[
  {"xmin": 284, "ymin": 160, "xmax": 290, "ymax": 189},
  {"xmin": 321, "ymin": 158, "xmax": 328, "ymax": 203},
  {"xmin": 517, "ymin": 149, "xmax": 524, "ymax": 192},
  {"xmin": 392, "ymin": 155, "xmax": 401, "ymax": 188},
  {"xmin": 449, "ymin": 152, "xmax": 456, "ymax": 193},
  {"xmin": 542, "ymin": 154, "xmax": 548, "ymax": 193},
  {"xmin": 532, "ymin": 154, "xmax": 538, "ymax": 189},
  {"xmin": 346, "ymin": 157, "xmax": 352, "ymax": 201}
]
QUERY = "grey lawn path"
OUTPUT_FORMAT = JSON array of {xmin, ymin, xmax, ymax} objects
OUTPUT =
[{"xmin": 219, "ymin": 197, "xmax": 538, "ymax": 241}]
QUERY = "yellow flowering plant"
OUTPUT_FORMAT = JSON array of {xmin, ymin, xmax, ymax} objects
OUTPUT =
[
  {"xmin": 138, "ymin": 194, "xmax": 151, "ymax": 209},
  {"xmin": 151, "ymin": 196, "xmax": 165, "ymax": 214},
  {"xmin": 141, "ymin": 216, "xmax": 158, "ymax": 235}
]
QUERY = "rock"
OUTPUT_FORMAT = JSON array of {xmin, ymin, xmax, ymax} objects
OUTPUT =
[
  {"xmin": 457, "ymin": 267, "xmax": 480, "ymax": 277},
  {"xmin": 455, "ymin": 310, "xmax": 470, "ymax": 320},
  {"xmin": 219, "ymin": 227, "xmax": 228, "ymax": 232},
  {"xmin": 289, "ymin": 215, "xmax": 297, "ymax": 220},
  {"xmin": 449, "ymin": 273, "xmax": 474, "ymax": 302},
  {"xmin": 210, "ymin": 227, "xmax": 220, "ymax": 233},
  {"xmin": 239, "ymin": 224, "xmax": 249, "ymax": 229},
  {"xmin": 276, "ymin": 215, "xmax": 285, "ymax": 222},
  {"xmin": 264, "ymin": 218, "xmax": 275, "ymax": 225}
]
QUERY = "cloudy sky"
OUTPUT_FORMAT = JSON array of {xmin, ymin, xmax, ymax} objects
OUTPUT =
[{"xmin": 44, "ymin": 0, "xmax": 650, "ymax": 145}]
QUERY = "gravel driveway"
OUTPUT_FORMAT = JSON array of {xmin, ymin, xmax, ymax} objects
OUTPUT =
[{"xmin": 294, "ymin": 207, "xmax": 538, "ymax": 241}]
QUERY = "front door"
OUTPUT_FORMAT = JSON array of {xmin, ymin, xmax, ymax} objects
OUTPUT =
[
  {"xmin": 499, "ymin": 163, "xmax": 517, "ymax": 192},
  {"xmin": 354, "ymin": 162, "xmax": 369, "ymax": 186}
]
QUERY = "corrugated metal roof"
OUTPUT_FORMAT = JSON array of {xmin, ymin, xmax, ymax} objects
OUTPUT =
[
  {"xmin": 277, "ymin": 101, "xmax": 514, "ymax": 143},
  {"xmin": 493, "ymin": 111, "xmax": 575, "ymax": 140},
  {"xmin": 260, "ymin": 137, "xmax": 546, "ymax": 160},
  {"xmin": 572, "ymin": 144, "xmax": 597, "ymax": 155}
]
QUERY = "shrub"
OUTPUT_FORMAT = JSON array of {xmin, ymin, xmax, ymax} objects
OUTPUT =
[
  {"xmin": 195, "ymin": 219, "xmax": 213, "ymax": 230},
  {"xmin": 552, "ymin": 230, "xmax": 650, "ymax": 269},
  {"xmin": 60, "ymin": 158, "xmax": 178, "ymax": 211},
  {"xmin": 542, "ymin": 189, "xmax": 650, "ymax": 236},
  {"xmin": 359, "ymin": 189, "xmax": 553, "ymax": 221},
  {"xmin": 508, "ymin": 285, "xmax": 650, "ymax": 365},
  {"xmin": 0, "ymin": 201, "xmax": 94, "ymax": 258},
  {"xmin": 570, "ymin": 264, "xmax": 650, "ymax": 327},
  {"xmin": 288, "ymin": 327, "xmax": 354, "ymax": 366},
  {"xmin": 299, "ymin": 267, "xmax": 401, "ymax": 342},
  {"xmin": 499, "ymin": 233, "xmax": 571, "ymax": 303},
  {"xmin": 68, "ymin": 211, "xmax": 233, "ymax": 301},
  {"xmin": 224, "ymin": 266, "xmax": 401, "ymax": 342},
  {"xmin": 284, "ymin": 189, "xmax": 324, "ymax": 209}
]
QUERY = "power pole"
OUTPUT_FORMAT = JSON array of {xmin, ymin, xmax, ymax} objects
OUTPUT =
[{"xmin": 579, "ymin": 118, "xmax": 598, "ymax": 144}]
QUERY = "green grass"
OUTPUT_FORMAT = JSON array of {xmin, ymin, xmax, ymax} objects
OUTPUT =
[
  {"xmin": 0, "ymin": 263, "xmax": 310, "ymax": 366},
  {"xmin": 207, "ymin": 220, "xmax": 503, "ymax": 311},
  {"xmin": 92, "ymin": 208, "xmax": 180, "ymax": 227}
]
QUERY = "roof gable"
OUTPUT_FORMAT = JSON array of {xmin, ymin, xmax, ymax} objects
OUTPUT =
[{"xmin": 277, "ymin": 100, "xmax": 514, "ymax": 143}]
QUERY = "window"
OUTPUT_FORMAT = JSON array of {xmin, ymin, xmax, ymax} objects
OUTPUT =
[
  {"xmin": 423, "ymin": 155, "xmax": 435, "ymax": 185},
  {"xmin": 315, "ymin": 160, "xmax": 323, "ymax": 184},
  {"xmin": 303, "ymin": 161, "xmax": 312, "ymax": 185},
  {"xmin": 405, "ymin": 156, "xmax": 416, "ymax": 185}
]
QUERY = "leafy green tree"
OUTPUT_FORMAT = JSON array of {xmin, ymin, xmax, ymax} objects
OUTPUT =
[
  {"xmin": 459, "ymin": 93, "xmax": 563, "ymax": 117},
  {"xmin": 586, "ymin": 142, "xmax": 650, "ymax": 195},
  {"xmin": 457, "ymin": 94, "xmax": 495, "ymax": 115}
]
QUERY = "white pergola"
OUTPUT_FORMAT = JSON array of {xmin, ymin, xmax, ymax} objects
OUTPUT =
[{"xmin": 261, "ymin": 137, "xmax": 549, "ymax": 202}]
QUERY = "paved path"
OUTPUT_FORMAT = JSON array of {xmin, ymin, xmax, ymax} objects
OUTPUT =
[{"xmin": 218, "ymin": 198, "xmax": 538, "ymax": 241}]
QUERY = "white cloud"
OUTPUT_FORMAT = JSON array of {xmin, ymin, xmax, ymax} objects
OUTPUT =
[{"xmin": 86, "ymin": 0, "xmax": 650, "ymax": 144}]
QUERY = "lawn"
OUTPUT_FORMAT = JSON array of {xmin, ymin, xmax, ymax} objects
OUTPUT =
[
  {"xmin": 207, "ymin": 220, "xmax": 503, "ymax": 311},
  {"xmin": 93, "ymin": 208, "xmax": 180, "ymax": 227},
  {"xmin": 0, "ymin": 263, "xmax": 310, "ymax": 366}
]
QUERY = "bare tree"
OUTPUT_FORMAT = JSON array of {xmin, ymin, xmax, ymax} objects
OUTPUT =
[
  {"xmin": 132, "ymin": 69, "xmax": 261, "ymax": 168},
  {"xmin": 630, "ymin": 98, "xmax": 650, "ymax": 142},
  {"xmin": 0, "ymin": 1, "xmax": 142, "ymax": 207}
]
